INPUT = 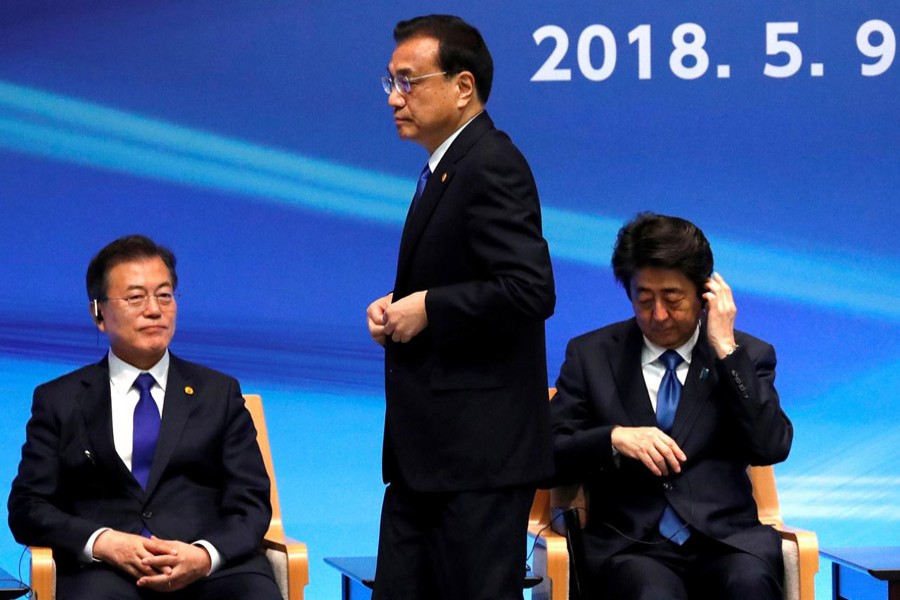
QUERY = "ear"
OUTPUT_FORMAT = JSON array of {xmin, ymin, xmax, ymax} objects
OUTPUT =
[
  {"xmin": 89, "ymin": 300, "xmax": 105, "ymax": 330},
  {"xmin": 455, "ymin": 71, "xmax": 476, "ymax": 108}
]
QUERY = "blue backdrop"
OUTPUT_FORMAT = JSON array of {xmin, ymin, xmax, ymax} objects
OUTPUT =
[{"xmin": 2, "ymin": 2, "xmax": 899, "ymax": 598}]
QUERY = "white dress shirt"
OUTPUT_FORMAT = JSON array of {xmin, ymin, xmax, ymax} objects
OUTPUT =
[
  {"xmin": 108, "ymin": 350, "xmax": 168, "ymax": 470},
  {"xmin": 640, "ymin": 324, "xmax": 701, "ymax": 413}
]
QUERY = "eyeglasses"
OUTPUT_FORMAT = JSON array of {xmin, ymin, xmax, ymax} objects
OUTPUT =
[
  {"xmin": 381, "ymin": 71, "xmax": 448, "ymax": 95},
  {"xmin": 103, "ymin": 292, "xmax": 179, "ymax": 311}
]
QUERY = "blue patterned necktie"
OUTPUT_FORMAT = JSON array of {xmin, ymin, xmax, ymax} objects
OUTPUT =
[
  {"xmin": 656, "ymin": 350, "xmax": 691, "ymax": 544},
  {"xmin": 132, "ymin": 372, "xmax": 160, "ymax": 490},
  {"xmin": 411, "ymin": 163, "xmax": 431, "ymax": 211}
]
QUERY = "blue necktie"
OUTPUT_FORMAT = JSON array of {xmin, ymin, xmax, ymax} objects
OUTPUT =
[
  {"xmin": 132, "ymin": 373, "xmax": 160, "ymax": 490},
  {"xmin": 656, "ymin": 350, "xmax": 682, "ymax": 434},
  {"xmin": 656, "ymin": 350, "xmax": 690, "ymax": 544},
  {"xmin": 411, "ymin": 163, "xmax": 430, "ymax": 211}
]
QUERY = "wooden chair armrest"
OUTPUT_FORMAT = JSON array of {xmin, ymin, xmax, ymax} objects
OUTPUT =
[
  {"xmin": 529, "ymin": 525, "xmax": 571, "ymax": 600},
  {"xmin": 550, "ymin": 484, "xmax": 588, "ymax": 529},
  {"xmin": 262, "ymin": 532, "xmax": 309, "ymax": 600},
  {"xmin": 28, "ymin": 545, "xmax": 56, "ymax": 600},
  {"xmin": 775, "ymin": 525, "xmax": 819, "ymax": 600}
]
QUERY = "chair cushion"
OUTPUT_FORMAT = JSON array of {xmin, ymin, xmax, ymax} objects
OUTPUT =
[
  {"xmin": 265, "ymin": 548, "xmax": 288, "ymax": 600},
  {"xmin": 781, "ymin": 539, "xmax": 800, "ymax": 600}
]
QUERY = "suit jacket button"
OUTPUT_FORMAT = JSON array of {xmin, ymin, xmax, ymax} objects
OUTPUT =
[
  {"xmin": 143, "ymin": 511, "xmax": 152, "ymax": 519},
  {"xmin": 662, "ymin": 482, "xmax": 673, "ymax": 491}
]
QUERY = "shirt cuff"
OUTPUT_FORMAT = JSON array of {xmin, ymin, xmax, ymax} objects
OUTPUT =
[
  {"xmin": 85, "ymin": 527, "xmax": 111, "ymax": 563},
  {"xmin": 193, "ymin": 540, "xmax": 222, "ymax": 574}
]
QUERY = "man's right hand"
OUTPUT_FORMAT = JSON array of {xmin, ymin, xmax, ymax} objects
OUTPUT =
[
  {"xmin": 92, "ymin": 529, "xmax": 176, "ymax": 579},
  {"xmin": 366, "ymin": 293, "xmax": 393, "ymax": 346},
  {"xmin": 610, "ymin": 426, "xmax": 687, "ymax": 476}
]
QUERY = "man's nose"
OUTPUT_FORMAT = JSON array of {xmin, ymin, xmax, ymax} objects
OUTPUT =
[
  {"xmin": 652, "ymin": 300, "xmax": 668, "ymax": 321},
  {"xmin": 388, "ymin": 86, "xmax": 406, "ymax": 108},
  {"xmin": 143, "ymin": 295, "xmax": 163, "ymax": 315}
]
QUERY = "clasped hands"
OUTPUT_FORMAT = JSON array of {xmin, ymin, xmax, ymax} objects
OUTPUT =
[
  {"xmin": 93, "ymin": 529, "xmax": 211, "ymax": 592},
  {"xmin": 366, "ymin": 291, "xmax": 429, "ymax": 345}
]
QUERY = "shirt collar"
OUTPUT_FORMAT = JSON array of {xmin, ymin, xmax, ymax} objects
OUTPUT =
[
  {"xmin": 641, "ymin": 323, "xmax": 701, "ymax": 368},
  {"xmin": 427, "ymin": 110, "xmax": 483, "ymax": 173},
  {"xmin": 108, "ymin": 349, "xmax": 170, "ymax": 393}
]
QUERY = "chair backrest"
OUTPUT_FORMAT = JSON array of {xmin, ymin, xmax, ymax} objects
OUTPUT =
[
  {"xmin": 529, "ymin": 480, "xmax": 552, "ymax": 528},
  {"xmin": 243, "ymin": 394, "xmax": 284, "ymax": 539}
]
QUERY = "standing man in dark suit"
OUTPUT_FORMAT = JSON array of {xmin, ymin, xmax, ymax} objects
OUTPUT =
[
  {"xmin": 8, "ymin": 235, "xmax": 281, "ymax": 600},
  {"xmin": 551, "ymin": 213, "xmax": 792, "ymax": 600},
  {"xmin": 365, "ymin": 14, "xmax": 556, "ymax": 600}
]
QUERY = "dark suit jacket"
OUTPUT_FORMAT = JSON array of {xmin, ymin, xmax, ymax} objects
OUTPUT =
[
  {"xmin": 383, "ymin": 111, "xmax": 556, "ymax": 493},
  {"xmin": 7, "ymin": 353, "xmax": 272, "ymax": 575},
  {"xmin": 551, "ymin": 318, "xmax": 793, "ymax": 573}
]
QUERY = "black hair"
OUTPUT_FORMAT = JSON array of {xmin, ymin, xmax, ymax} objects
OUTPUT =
[
  {"xmin": 394, "ymin": 14, "xmax": 493, "ymax": 104},
  {"xmin": 86, "ymin": 234, "xmax": 177, "ymax": 301},
  {"xmin": 611, "ymin": 213, "xmax": 713, "ymax": 299}
]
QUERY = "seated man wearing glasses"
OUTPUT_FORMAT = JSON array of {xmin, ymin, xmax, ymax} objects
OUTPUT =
[{"xmin": 8, "ymin": 235, "xmax": 281, "ymax": 600}]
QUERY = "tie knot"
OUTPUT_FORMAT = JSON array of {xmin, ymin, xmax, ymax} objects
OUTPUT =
[
  {"xmin": 134, "ymin": 372, "xmax": 155, "ymax": 394},
  {"xmin": 419, "ymin": 164, "xmax": 431, "ymax": 184},
  {"xmin": 660, "ymin": 350, "xmax": 683, "ymax": 371}
]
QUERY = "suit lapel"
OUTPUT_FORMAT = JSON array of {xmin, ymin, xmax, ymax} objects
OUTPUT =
[
  {"xmin": 614, "ymin": 321, "xmax": 658, "ymax": 427},
  {"xmin": 145, "ymin": 355, "xmax": 193, "ymax": 494},
  {"xmin": 394, "ymin": 111, "xmax": 494, "ymax": 287},
  {"xmin": 79, "ymin": 358, "xmax": 143, "ymax": 497}
]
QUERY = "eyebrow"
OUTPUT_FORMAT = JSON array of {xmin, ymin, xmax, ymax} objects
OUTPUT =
[
  {"xmin": 636, "ymin": 287, "xmax": 686, "ymax": 296},
  {"xmin": 124, "ymin": 282, "xmax": 173, "ymax": 292}
]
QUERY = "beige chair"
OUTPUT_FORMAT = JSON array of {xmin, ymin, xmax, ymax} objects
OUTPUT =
[
  {"xmin": 27, "ymin": 393, "xmax": 309, "ymax": 600},
  {"xmin": 528, "ymin": 389, "xmax": 819, "ymax": 600}
]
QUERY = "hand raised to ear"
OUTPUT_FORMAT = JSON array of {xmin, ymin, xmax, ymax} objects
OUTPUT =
[{"xmin": 703, "ymin": 273, "xmax": 738, "ymax": 359}]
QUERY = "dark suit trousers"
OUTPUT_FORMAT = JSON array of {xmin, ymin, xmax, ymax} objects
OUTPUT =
[
  {"xmin": 373, "ymin": 483, "xmax": 535, "ymax": 600},
  {"xmin": 57, "ymin": 553, "xmax": 281, "ymax": 600},
  {"xmin": 592, "ymin": 532, "xmax": 783, "ymax": 600}
]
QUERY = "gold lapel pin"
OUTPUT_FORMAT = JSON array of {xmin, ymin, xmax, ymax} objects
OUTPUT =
[
  {"xmin": 441, "ymin": 173, "xmax": 448, "ymax": 182},
  {"xmin": 184, "ymin": 386, "xmax": 194, "ymax": 395}
]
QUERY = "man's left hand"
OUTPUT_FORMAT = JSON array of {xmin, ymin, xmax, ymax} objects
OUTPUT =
[
  {"xmin": 136, "ymin": 538, "xmax": 211, "ymax": 592},
  {"xmin": 703, "ymin": 272, "xmax": 738, "ymax": 359},
  {"xmin": 382, "ymin": 291, "xmax": 428, "ymax": 343}
]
